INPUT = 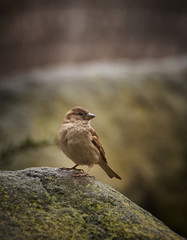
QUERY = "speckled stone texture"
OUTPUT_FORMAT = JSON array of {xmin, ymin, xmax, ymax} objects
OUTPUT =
[{"xmin": 0, "ymin": 167, "xmax": 185, "ymax": 240}]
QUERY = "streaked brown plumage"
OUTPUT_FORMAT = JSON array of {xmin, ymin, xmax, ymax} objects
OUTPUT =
[{"xmin": 58, "ymin": 107, "xmax": 121, "ymax": 179}]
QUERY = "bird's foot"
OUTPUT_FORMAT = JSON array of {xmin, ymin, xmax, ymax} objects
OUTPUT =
[
  {"xmin": 59, "ymin": 167, "xmax": 84, "ymax": 172},
  {"xmin": 72, "ymin": 172, "xmax": 95, "ymax": 178}
]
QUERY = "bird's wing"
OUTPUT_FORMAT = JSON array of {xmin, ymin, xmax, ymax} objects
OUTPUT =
[{"xmin": 90, "ymin": 128, "xmax": 108, "ymax": 163}]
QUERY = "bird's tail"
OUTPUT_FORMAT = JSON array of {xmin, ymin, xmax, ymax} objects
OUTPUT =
[{"xmin": 99, "ymin": 161, "xmax": 121, "ymax": 180}]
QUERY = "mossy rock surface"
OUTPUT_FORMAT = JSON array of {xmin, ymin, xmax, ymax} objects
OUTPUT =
[{"xmin": 0, "ymin": 167, "xmax": 185, "ymax": 240}]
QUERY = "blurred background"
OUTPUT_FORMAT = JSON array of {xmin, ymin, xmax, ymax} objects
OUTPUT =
[{"xmin": 0, "ymin": 0, "xmax": 187, "ymax": 237}]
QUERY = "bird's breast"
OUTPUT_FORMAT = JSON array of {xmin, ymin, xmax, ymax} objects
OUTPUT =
[{"xmin": 59, "ymin": 123, "xmax": 100, "ymax": 165}]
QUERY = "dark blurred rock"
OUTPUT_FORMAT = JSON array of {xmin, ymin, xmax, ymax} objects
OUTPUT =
[{"xmin": 0, "ymin": 167, "xmax": 185, "ymax": 240}]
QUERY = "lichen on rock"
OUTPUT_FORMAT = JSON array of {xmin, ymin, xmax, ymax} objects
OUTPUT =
[{"xmin": 0, "ymin": 167, "xmax": 185, "ymax": 240}]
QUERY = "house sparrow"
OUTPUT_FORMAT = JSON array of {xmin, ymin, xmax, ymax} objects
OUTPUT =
[{"xmin": 58, "ymin": 107, "xmax": 121, "ymax": 179}]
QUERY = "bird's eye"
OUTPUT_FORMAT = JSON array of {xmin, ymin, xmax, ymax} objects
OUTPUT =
[{"xmin": 78, "ymin": 112, "xmax": 83, "ymax": 116}]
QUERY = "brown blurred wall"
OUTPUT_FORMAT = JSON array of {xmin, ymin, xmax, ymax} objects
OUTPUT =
[{"xmin": 0, "ymin": 0, "xmax": 187, "ymax": 77}]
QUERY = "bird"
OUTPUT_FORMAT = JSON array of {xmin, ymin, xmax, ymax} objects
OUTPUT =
[{"xmin": 58, "ymin": 106, "xmax": 121, "ymax": 179}]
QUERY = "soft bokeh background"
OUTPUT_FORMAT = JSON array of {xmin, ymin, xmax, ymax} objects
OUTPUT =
[{"xmin": 0, "ymin": 0, "xmax": 187, "ymax": 238}]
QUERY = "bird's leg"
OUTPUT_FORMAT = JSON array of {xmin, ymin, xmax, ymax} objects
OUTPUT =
[
  {"xmin": 73, "ymin": 165, "xmax": 93, "ymax": 177},
  {"xmin": 59, "ymin": 164, "xmax": 84, "ymax": 172}
]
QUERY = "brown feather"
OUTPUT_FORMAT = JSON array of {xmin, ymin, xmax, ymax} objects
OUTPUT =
[
  {"xmin": 90, "ymin": 127, "xmax": 121, "ymax": 179},
  {"xmin": 90, "ymin": 128, "xmax": 107, "ymax": 163}
]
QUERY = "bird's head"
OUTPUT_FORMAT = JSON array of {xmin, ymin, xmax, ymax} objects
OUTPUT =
[{"xmin": 64, "ymin": 107, "xmax": 95, "ymax": 122}]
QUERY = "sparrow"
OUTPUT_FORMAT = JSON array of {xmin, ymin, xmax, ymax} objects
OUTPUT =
[{"xmin": 58, "ymin": 106, "xmax": 121, "ymax": 179}]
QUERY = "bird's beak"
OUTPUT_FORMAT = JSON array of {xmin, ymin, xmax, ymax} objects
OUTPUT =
[{"xmin": 86, "ymin": 112, "xmax": 95, "ymax": 120}]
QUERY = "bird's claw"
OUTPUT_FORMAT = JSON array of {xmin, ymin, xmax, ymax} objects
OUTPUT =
[
  {"xmin": 72, "ymin": 173, "xmax": 95, "ymax": 178},
  {"xmin": 59, "ymin": 167, "xmax": 84, "ymax": 172},
  {"xmin": 59, "ymin": 167, "xmax": 72, "ymax": 171}
]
